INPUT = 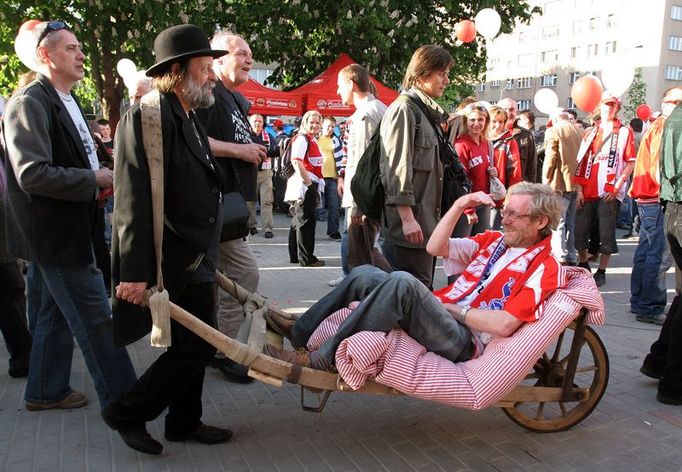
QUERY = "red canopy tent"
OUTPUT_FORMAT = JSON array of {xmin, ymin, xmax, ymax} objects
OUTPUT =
[
  {"xmin": 291, "ymin": 53, "xmax": 399, "ymax": 117},
  {"xmin": 237, "ymin": 78, "xmax": 303, "ymax": 116}
]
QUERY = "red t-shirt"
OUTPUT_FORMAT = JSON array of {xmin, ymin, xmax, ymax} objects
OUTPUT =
[{"xmin": 455, "ymin": 134, "xmax": 491, "ymax": 193}]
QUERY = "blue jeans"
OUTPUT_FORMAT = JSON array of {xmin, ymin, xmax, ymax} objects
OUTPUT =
[
  {"xmin": 25, "ymin": 259, "xmax": 136, "ymax": 408},
  {"xmin": 630, "ymin": 203, "xmax": 668, "ymax": 317},
  {"xmin": 323, "ymin": 178, "xmax": 340, "ymax": 235},
  {"xmin": 291, "ymin": 265, "xmax": 472, "ymax": 365}
]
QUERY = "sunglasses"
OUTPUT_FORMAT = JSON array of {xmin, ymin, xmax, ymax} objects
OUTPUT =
[{"xmin": 36, "ymin": 20, "xmax": 68, "ymax": 45}]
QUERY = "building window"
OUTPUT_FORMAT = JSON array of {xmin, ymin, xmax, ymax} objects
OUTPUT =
[
  {"xmin": 605, "ymin": 41, "xmax": 617, "ymax": 54},
  {"xmin": 607, "ymin": 13, "xmax": 617, "ymax": 27},
  {"xmin": 516, "ymin": 77, "xmax": 533, "ymax": 89},
  {"xmin": 479, "ymin": 83, "xmax": 486, "ymax": 92},
  {"xmin": 672, "ymin": 5, "xmax": 682, "ymax": 20},
  {"xmin": 670, "ymin": 36, "xmax": 682, "ymax": 51},
  {"xmin": 587, "ymin": 44, "xmax": 599, "ymax": 56},
  {"xmin": 567, "ymin": 97, "xmax": 576, "ymax": 109},
  {"xmin": 518, "ymin": 53, "xmax": 534, "ymax": 66},
  {"xmin": 505, "ymin": 79, "xmax": 514, "ymax": 89},
  {"xmin": 249, "ymin": 68, "xmax": 274, "ymax": 84},
  {"xmin": 589, "ymin": 17, "xmax": 599, "ymax": 30},
  {"xmin": 518, "ymin": 100, "xmax": 531, "ymax": 111},
  {"xmin": 540, "ymin": 74, "xmax": 558, "ymax": 87},
  {"xmin": 541, "ymin": 50, "xmax": 559, "ymax": 63},
  {"xmin": 519, "ymin": 31, "xmax": 530, "ymax": 43},
  {"xmin": 572, "ymin": 20, "xmax": 585, "ymax": 34},
  {"xmin": 665, "ymin": 65, "xmax": 682, "ymax": 80},
  {"xmin": 542, "ymin": 25, "xmax": 560, "ymax": 40},
  {"xmin": 490, "ymin": 100, "xmax": 498, "ymax": 106},
  {"xmin": 490, "ymin": 80, "xmax": 501, "ymax": 87},
  {"xmin": 570, "ymin": 46, "xmax": 581, "ymax": 59},
  {"xmin": 569, "ymin": 72, "xmax": 581, "ymax": 85}
]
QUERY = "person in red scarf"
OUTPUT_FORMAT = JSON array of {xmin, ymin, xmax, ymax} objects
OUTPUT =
[
  {"xmin": 488, "ymin": 106, "xmax": 522, "ymax": 229},
  {"xmin": 265, "ymin": 183, "xmax": 564, "ymax": 370},
  {"xmin": 573, "ymin": 93, "xmax": 636, "ymax": 287}
]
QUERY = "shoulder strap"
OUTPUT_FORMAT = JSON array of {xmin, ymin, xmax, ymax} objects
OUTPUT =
[{"xmin": 139, "ymin": 90, "xmax": 171, "ymax": 347}]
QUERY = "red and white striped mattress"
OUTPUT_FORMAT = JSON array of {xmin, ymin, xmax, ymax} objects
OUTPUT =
[{"xmin": 306, "ymin": 267, "xmax": 604, "ymax": 410}]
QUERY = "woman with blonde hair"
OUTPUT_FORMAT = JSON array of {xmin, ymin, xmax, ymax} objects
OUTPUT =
[{"xmin": 284, "ymin": 110, "xmax": 326, "ymax": 267}]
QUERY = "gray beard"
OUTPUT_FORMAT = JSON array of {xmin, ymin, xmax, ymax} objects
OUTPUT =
[{"xmin": 183, "ymin": 76, "xmax": 215, "ymax": 109}]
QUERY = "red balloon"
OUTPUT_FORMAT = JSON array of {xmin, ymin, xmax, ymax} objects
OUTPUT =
[
  {"xmin": 571, "ymin": 75, "xmax": 603, "ymax": 113},
  {"xmin": 636, "ymin": 104, "xmax": 651, "ymax": 121},
  {"xmin": 19, "ymin": 20, "xmax": 42, "ymax": 33},
  {"xmin": 455, "ymin": 20, "xmax": 476, "ymax": 43}
]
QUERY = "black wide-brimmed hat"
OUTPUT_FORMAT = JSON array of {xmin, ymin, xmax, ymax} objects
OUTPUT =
[{"xmin": 146, "ymin": 24, "xmax": 227, "ymax": 77}]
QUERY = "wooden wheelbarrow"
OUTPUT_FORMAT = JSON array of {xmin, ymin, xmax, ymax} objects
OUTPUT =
[{"xmin": 150, "ymin": 272, "xmax": 609, "ymax": 434}]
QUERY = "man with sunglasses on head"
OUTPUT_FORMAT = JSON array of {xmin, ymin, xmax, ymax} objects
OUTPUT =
[
  {"xmin": 266, "ymin": 183, "xmax": 564, "ymax": 371},
  {"xmin": 3, "ymin": 20, "xmax": 136, "ymax": 411}
]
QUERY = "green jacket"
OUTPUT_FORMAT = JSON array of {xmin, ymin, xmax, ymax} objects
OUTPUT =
[
  {"xmin": 661, "ymin": 103, "xmax": 682, "ymax": 202},
  {"xmin": 379, "ymin": 88, "xmax": 447, "ymax": 248}
]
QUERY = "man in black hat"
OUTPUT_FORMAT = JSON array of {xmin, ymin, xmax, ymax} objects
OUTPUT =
[{"xmin": 101, "ymin": 24, "xmax": 232, "ymax": 455}]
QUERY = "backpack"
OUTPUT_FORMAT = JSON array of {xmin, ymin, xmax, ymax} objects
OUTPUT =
[
  {"xmin": 351, "ymin": 96, "xmax": 419, "ymax": 220},
  {"xmin": 277, "ymin": 132, "xmax": 309, "ymax": 179}
]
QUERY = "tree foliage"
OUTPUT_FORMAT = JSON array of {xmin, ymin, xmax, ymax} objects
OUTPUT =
[
  {"xmin": 0, "ymin": 1, "xmax": 538, "ymax": 123},
  {"xmin": 623, "ymin": 68, "xmax": 647, "ymax": 122}
]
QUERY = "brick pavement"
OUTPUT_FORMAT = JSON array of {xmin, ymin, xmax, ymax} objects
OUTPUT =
[{"xmin": 1, "ymin": 212, "xmax": 681, "ymax": 471}]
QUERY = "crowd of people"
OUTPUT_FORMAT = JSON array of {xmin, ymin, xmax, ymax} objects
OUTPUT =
[{"xmin": 0, "ymin": 20, "xmax": 681, "ymax": 458}]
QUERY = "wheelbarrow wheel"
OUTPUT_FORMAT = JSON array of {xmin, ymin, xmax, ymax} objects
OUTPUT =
[{"xmin": 502, "ymin": 324, "xmax": 609, "ymax": 433}]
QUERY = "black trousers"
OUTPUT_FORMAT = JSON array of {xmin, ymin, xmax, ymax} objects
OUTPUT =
[
  {"xmin": 288, "ymin": 183, "xmax": 319, "ymax": 266},
  {"xmin": 104, "ymin": 282, "xmax": 216, "ymax": 435},
  {"xmin": 0, "ymin": 260, "xmax": 31, "ymax": 372},
  {"xmin": 646, "ymin": 202, "xmax": 682, "ymax": 396}
]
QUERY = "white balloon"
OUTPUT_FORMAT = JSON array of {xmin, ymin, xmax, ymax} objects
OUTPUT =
[
  {"xmin": 476, "ymin": 100, "xmax": 492, "ymax": 110},
  {"xmin": 116, "ymin": 59, "xmax": 138, "ymax": 80},
  {"xmin": 474, "ymin": 8, "xmax": 501, "ymax": 40},
  {"xmin": 534, "ymin": 88, "xmax": 559, "ymax": 114},
  {"xmin": 601, "ymin": 59, "xmax": 634, "ymax": 97},
  {"xmin": 14, "ymin": 31, "xmax": 40, "ymax": 72}
]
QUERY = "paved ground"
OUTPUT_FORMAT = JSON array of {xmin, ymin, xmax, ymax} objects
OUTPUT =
[{"xmin": 1, "ymin": 212, "xmax": 681, "ymax": 471}]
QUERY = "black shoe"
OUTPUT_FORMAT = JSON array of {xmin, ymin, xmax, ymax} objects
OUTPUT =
[
  {"xmin": 593, "ymin": 269, "xmax": 606, "ymax": 287},
  {"xmin": 640, "ymin": 364, "xmax": 663, "ymax": 380},
  {"xmin": 578, "ymin": 261, "xmax": 591, "ymax": 272},
  {"xmin": 264, "ymin": 231, "xmax": 273, "ymax": 239},
  {"xmin": 101, "ymin": 408, "xmax": 162, "ymax": 455},
  {"xmin": 8, "ymin": 366, "xmax": 29, "ymax": 378},
  {"xmin": 622, "ymin": 232, "xmax": 634, "ymax": 239},
  {"xmin": 208, "ymin": 357, "xmax": 253, "ymax": 384},
  {"xmin": 636, "ymin": 314, "xmax": 666, "ymax": 326},
  {"xmin": 656, "ymin": 391, "xmax": 682, "ymax": 406},
  {"xmin": 328, "ymin": 231, "xmax": 342, "ymax": 241},
  {"xmin": 166, "ymin": 423, "xmax": 233, "ymax": 444},
  {"xmin": 249, "ymin": 227, "xmax": 258, "ymax": 235}
]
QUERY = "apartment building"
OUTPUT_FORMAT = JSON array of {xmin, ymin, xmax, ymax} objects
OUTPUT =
[{"xmin": 476, "ymin": 0, "xmax": 682, "ymax": 121}]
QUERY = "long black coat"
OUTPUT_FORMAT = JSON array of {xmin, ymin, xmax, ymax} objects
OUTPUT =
[{"xmin": 111, "ymin": 92, "xmax": 224, "ymax": 346}]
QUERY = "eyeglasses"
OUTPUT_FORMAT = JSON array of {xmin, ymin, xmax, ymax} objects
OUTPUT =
[
  {"xmin": 36, "ymin": 21, "xmax": 68, "ymax": 45},
  {"xmin": 500, "ymin": 208, "xmax": 533, "ymax": 221}
]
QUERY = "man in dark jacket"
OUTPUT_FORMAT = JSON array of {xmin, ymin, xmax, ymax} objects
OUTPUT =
[
  {"xmin": 3, "ymin": 21, "xmax": 135, "ymax": 412},
  {"xmin": 499, "ymin": 98, "xmax": 538, "ymax": 183},
  {"xmin": 102, "ymin": 24, "xmax": 232, "ymax": 455}
]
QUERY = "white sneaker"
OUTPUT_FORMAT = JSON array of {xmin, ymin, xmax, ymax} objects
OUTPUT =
[{"xmin": 328, "ymin": 276, "xmax": 345, "ymax": 287}]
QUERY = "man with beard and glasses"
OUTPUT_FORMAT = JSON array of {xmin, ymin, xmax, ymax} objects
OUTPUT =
[{"xmin": 102, "ymin": 24, "xmax": 232, "ymax": 455}]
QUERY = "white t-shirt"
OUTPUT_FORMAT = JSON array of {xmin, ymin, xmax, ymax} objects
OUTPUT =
[{"xmin": 57, "ymin": 90, "xmax": 99, "ymax": 171}]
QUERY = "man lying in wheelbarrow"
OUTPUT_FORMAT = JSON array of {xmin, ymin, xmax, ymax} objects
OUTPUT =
[{"xmin": 266, "ymin": 182, "xmax": 566, "ymax": 370}]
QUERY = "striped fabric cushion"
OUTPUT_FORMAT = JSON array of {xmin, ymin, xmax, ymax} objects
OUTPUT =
[{"xmin": 308, "ymin": 267, "xmax": 604, "ymax": 410}]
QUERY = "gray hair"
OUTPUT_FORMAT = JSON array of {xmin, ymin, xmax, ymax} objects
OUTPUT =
[
  {"xmin": 35, "ymin": 28, "xmax": 66, "ymax": 66},
  {"xmin": 505, "ymin": 182, "xmax": 562, "ymax": 238},
  {"xmin": 210, "ymin": 29, "xmax": 244, "ymax": 50}
]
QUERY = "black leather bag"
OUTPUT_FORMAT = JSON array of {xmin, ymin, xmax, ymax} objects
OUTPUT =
[{"xmin": 220, "ymin": 191, "xmax": 250, "ymax": 242}]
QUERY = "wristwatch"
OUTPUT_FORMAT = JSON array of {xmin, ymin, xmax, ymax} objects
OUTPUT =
[{"xmin": 458, "ymin": 305, "xmax": 471, "ymax": 324}]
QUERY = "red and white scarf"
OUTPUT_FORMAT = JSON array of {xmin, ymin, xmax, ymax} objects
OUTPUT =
[
  {"xmin": 574, "ymin": 119, "xmax": 623, "ymax": 193},
  {"xmin": 433, "ymin": 231, "xmax": 563, "ymax": 322}
]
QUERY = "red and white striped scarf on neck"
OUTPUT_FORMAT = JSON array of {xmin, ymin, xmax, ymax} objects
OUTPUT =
[{"xmin": 433, "ymin": 231, "xmax": 563, "ymax": 322}]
